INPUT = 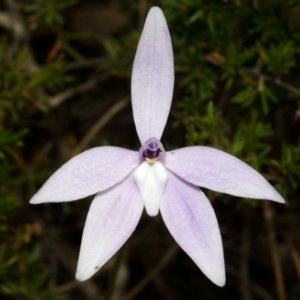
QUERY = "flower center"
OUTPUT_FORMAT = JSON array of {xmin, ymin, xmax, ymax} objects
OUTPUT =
[{"xmin": 139, "ymin": 137, "xmax": 165, "ymax": 164}]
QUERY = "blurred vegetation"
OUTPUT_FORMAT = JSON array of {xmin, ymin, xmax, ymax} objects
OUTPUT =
[{"xmin": 0, "ymin": 0, "xmax": 300, "ymax": 299}]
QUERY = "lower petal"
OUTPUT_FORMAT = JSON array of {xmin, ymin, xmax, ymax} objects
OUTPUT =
[
  {"xmin": 160, "ymin": 172, "xmax": 225, "ymax": 287},
  {"xmin": 76, "ymin": 175, "xmax": 143, "ymax": 281}
]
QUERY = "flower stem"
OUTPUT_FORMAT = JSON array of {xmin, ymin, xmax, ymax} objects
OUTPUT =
[
  {"xmin": 105, "ymin": 243, "xmax": 127, "ymax": 300},
  {"xmin": 263, "ymin": 201, "xmax": 287, "ymax": 300}
]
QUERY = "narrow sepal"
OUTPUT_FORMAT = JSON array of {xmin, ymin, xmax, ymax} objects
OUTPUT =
[
  {"xmin": 160, "ymin": 173, "xmax": 225, "ymax": 286},
  {"xmin": 30, "ymin": 147, "xmax": 139, "ymax": 204},
  {"xmin": 165, "ymin": 146, "xmax": 284, "ymax": 203},
  {"xmin": 76, "ymin": 175, "xmax": 143, "ymax": 281},
  {"xmin": 131, "ymin": 7, "xmax": 174, "ymax": 144}
]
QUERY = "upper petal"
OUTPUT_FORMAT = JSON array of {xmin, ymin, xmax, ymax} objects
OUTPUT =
[
  {"xmin": 131, "ymin": 7, "xmax": 174, "ymax": 144},
  {"xmin": 165, "ymin": 146, "xmax": 284, "ymax": 203},
  {"xmin": 30, "ymin": 147, "xmax": 139, "ymax": 204},
  {"xmin": 76, "ymin": 175, "xmax": 144, "ymax": 281},
  {"xmin": 160, "ymin": 173, "xmax": 225, "ymax": 286}
]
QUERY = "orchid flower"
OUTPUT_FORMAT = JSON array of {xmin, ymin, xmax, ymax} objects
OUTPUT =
[{"xmin": 30, "ymin": 7, "xmax": 284, "ymax": 287}]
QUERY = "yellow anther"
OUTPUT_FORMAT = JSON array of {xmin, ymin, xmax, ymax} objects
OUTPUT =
[{"xmin": 145, "ymin": 157, "xmax": 158, "ymax": 164}]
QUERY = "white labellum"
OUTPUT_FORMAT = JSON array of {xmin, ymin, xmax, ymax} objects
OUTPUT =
[{"xmin": 133, "ymin": 161, "xmax": 168, "ymax": 217}]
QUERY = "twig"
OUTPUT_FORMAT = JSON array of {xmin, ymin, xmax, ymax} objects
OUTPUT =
[
  {"xmin": 47, "ymin": 74, "xmax": 109, "ymax": 108},
  {"xmin": 61, "ymin": 40, "xmax": 86, "ymax": 62},
  {"xmin": 120, "ymin": 243, "xmax": 179, "ymax": 300},
  {"xmin": 205, "ymin": 53, "xmax": 300, "ymax": 97},
  {"xmin": 53, "ymin": 257, "xmax": 115, "ymax": 294},
  {"xmin": 282, "ymin": 229, "xmax": 300, "ymax": 283},
  {"xmin": 263, "ymin": 201, "xmax": 300, "ymax": 283},
  {"xmin": 54, "ymin": 280, "xmax": 86, "ymax": 294},
  {"xmin": 4, "ymin": 0, "xmax": 39, "ymax": 71},
  {"xmin": 50, "ymin": 239, "xmax": 102, "ymax": 299},
  {"xmin": 240, "ymin": 223, "xmax": 252, "ymax": 300},
  {"xmin": 263, "ymin": 201, "xmax": 287, "ymax": 300},
  {"xmin": 110, "ymin": 263, "xmax": 129, "ymax": 300},
  {"xmin": 153, "ymin": 274, "xmax": 174, "ymax": 300},
  {"xmin": 240, "ymin": 67, "xmax": 300, "ymax": 97},
  {"xmin": 273, "ymin": 208, "xmax": 300, "ymax": 283},
  {"xmin": 47, "ymin": 77, "xmax": 98, "ymax": 108},
  {"xmin": 72, "ymin": 96, "xmax": 130, "ymax": 155},
  {"xmin": 45, "ymin": 39, "xmax": 61, "ymax": 64},
  {"xmin": 0, "ymin": 12, "xmax": 23, "ymax": 35},
  {"xmin": 39, "ymin": 224, "xmax": 103, "ymax": 300},
  {"xmin": 105, "ymin": 244, "xmax": 127, "ymax": 300},
  {"xmin": 67, "ymin": 57, "xmax": 105, "ymax": 70},
  {"xmin": 226, "ymin": 264, "xmax": 276, "ymax": 300},
  {"xmin": 4, "ymin": 0, "xmax": 24, "ymax": 42}
]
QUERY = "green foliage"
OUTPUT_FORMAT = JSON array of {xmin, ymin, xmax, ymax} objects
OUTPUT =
[
  {"xmin": 0, "ymin": 1, "xmax": 79, "ymax": 299},
  {"xmin": 29, "ymin": 57, "xmax": 74, "ymax": 93},
  {"xmin": 0, "ymin": 234, "xmax": 66, "ymax": 300},
  {"xmin": 1, "ymin": 0, "xmax": 300, "ymax": 299},
  {"xmin": 162, "ymin": 0, "xmax": 300, "ymax": 201},
  {"xmin": 267, "ymin": 41, "xmax": 295, "ymax": 75},
  {"xmin": 24, "ymin": 0, "xmax": 77, "ymax": 29},
  {"xmin": 271, "ymin": 143, "xmax": 300, "ymax": 190},
  {"xmin": 103, "ymin": 31, "xmax": 140, "ymax": 77},
  {"xmin": 0, "ymin": 129, "xmax": 27, "ymax": 159}
]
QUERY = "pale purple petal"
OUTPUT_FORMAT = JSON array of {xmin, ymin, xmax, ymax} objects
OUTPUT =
[
  {"xmin": 30, "ymin": 147, "xmax": 139, "ymax": 204},
  {"xmin": 160, "ymin": 172, "xmax": 225, "ymax": 286},
  {"xmin": 131, "ymin": 7, "xmax": 174, "ymax": 144},
  {"xmin": 76, "ymin": 175, "xmax": 143, "ymax": 281},
  {"xmin": 165, "ymin": 146, "xmax": 284, "ymax": 203}
]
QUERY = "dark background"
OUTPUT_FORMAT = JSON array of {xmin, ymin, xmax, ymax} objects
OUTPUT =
[{"xmin": 1, "ymin": 0, "xmax": 300, "ymax": 299}]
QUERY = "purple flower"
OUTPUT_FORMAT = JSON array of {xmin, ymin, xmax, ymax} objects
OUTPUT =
[{"xmin": 30, "ymin": 7, "xmax": 284, "ymax": 286}]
